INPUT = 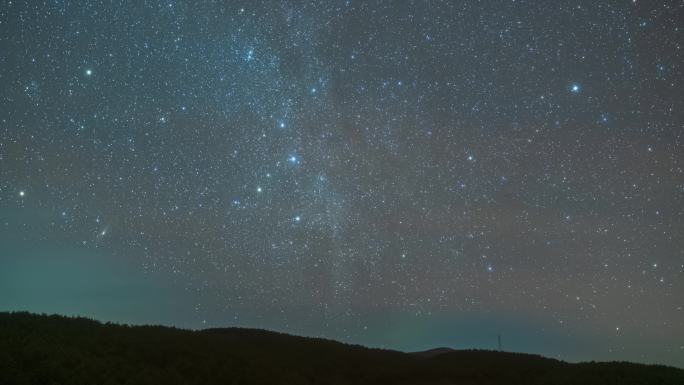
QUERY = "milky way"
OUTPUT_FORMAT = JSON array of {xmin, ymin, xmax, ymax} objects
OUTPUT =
[{"xmin": 1, "ymin": 1, "xmax": 682, "ymax": 367}]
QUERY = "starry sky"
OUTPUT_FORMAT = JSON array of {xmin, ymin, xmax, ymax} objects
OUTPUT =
[{"xmin": 1, "ymin": 0, "xmax": 683, "ymax": 368}]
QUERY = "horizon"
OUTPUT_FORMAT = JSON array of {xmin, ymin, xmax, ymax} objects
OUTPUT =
[
  {"xmin": 4, "ymin": 310, "xmax": 682, "ymax": 370},
  {"xmin": 1, "ymin": 0, "xmax": 682, "ymax": 371}
]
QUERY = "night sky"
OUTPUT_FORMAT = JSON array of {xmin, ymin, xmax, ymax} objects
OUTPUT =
[{"xmin": 1, "ymin": 0, "xmax": 683, "ymax": 367}]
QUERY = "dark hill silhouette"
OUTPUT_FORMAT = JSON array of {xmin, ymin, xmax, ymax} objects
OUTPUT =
[
  {"xmin": 411, "ymin": 347, "xmax": 456, "ymax": 358},
  {"xmin": 1, "ymin": 312, "xmax": 682, "ymax": 385}
]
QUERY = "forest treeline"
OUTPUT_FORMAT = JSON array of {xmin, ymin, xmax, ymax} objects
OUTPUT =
[{"xmin": 1, "ymin": 311, "xmax": 682, "ymax": 385}]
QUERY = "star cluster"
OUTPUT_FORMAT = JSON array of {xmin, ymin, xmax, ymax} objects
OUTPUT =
[{"xmin": 1, "ymin": 0, "xmax": 682, "ymax": 367}]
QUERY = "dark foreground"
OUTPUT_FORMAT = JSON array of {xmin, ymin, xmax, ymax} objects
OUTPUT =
[{"xmin": 1, "ymin": 312, "xmax": 682, "ymax": 385}]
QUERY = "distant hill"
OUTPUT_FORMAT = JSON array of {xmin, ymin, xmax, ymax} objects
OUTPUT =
[
  {"xmin": 411, "ymin": 347, "xmax": 456, "ymax": 358},
  {"xmin": 1, "ymin": 312, "xmax": 682, "ymax": 385}
]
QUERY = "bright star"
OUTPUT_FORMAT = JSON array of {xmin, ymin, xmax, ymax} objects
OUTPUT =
[
  {"xmin": 279, "ymin": 122, "xmax": 286, "ymax": 128},
  {"xmin": 19, "ymin": 191, "xmax": 25, "ymax": 197},
  {"xmin": 257, "ymin": 187, "xmax": 262, "ymax": 193},
  {"xmin": 570, "ymin": 83, "xmax": 580, "ymax": 93},
  {"xmin": 85, "ymin": 69, "xmax": 92, "ymax": 76},
  {"xmin": 294, "ymin": 216, "xmax": 301, "ymax": 222}
]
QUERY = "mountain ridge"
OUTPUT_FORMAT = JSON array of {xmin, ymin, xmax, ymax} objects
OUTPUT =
[{"xmin": 1, "ymin": 311, "xmax": 682, "ymax": 384}]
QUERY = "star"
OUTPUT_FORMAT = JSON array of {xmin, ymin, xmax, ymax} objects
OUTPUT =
[{"xmin": 2, "ymin": 0, "xmax": 680, "ymax": 368}]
